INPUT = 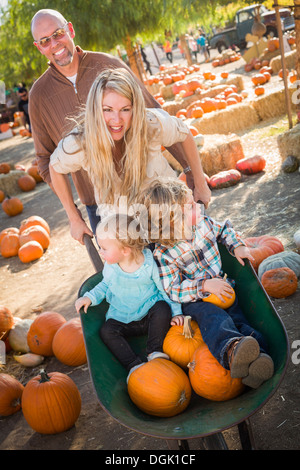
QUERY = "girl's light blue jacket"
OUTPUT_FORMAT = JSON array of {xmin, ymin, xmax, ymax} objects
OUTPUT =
[{"xmin": 84, "ymin": 249, "xmax": 182, "ymax": 323}]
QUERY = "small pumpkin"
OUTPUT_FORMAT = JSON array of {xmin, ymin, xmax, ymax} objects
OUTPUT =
[
  {"xmin": 255, "ymin": 86, "xmax": 265, "ymax": 96},
  {"xmin": 21, "ymin": 369, "xmax": 81, "ymax": 434},
  {"xmin": 203, "ymin": 287, "xmax": 236, "ymax": 309},
  {"xmin": 52, "ymin": 318, "xmax": 87, "ymax": 366},
  {"xmin": 27, "ymin": 165, "xmax": 43, "ymax": 183},
  {"xmin": 209, "ymin": 169, "xmax": 241, "ymax": 190},
  {"xmin": 2, "ymin": 196, "xmax": 24, "ymax": 217},
  {"xmin": 163, "ymin": 316, "xmax": 204, "ymax": 368},
  {"xmin": 18, "ymin": 240, "xmax": 44, "ymax": 263},
  {"xmin": 19, "ymin": 225, "xmax": 50, "ymax": 250},
  {"xmin": 0, "ymin": 227, "xmax": 19, "ymax": 246},
  {"xmin": 258, "ymin": 251, "xmax": 300, "ymax": 279},
  {"xmin": 188, "ymin": 344, "xmax": 244, "ymax": 402},
  {"xmin": 236, "ymin": 155, "xmax": 266, "ymax": 175},
  {"xmin": 261, "ymin": 267, "xmax": 297, "ymax": 298},
  {"xmin": 0, "ymin": 190, "xmax": 4, "ymax": 203},
  {"xmin": 0, "ymin": 163, "xmax": 11, "ymax": 174},
  {"xmin": 19, "ymin": 215, "xmax": 50, "ymax": 235},
  {"xmin": 0, "ymin": 232, "xmax": 20, "ymax": 258},
  {"xmin": 0, "ymin": 306, "xmax": 14, "ymax": 333},
  {"xmin": 27, "ymin": 311, "xmax": 66, "ymax": 356},
  {"xmin": 0, "ymin": 373, "xmax": 24, "ymax": 416},
  {"xmin": 17, "ymin": 174, "xmax": 36, "ymax": 192},
  {"xmin": 127, "ymin": 359, "xmax": 191, "ymax": 417},
  {"xmin": 244, "ymin": 235, "xmax": 284, "ymax": 271}
]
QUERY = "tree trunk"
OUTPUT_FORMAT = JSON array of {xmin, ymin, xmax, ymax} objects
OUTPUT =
[
  {"xmin": 123, "ymin": 35, "xmax": 142, "ymax": 80},
  {"xmin": 179, "ymin": 34, "xmax": 192, "ymax": 66},
  {"xmin": 294, "ymin": 0, "xmax": 300, "ymax": 115}
]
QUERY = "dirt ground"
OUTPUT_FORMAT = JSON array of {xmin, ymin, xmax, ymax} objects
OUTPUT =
[{"xmin": 0, "ymin": 53, "xmax": 300, "ymax": 451}]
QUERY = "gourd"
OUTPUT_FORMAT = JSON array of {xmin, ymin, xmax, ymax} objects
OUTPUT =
[
  {"xmin": 261, "ymin": 267, "xmax": 297, "ymax": 298},
  {"xmin": 21, "ymin": 369, "xmax": 81, "ymax": 434},
  {"xmin": 244, "ymin": 235, "xmax": 284, "ymax": 271},
  {"xmin": 236, "ymin": 155, "xmax": 266, "ymax": 175},
  {"xmin": 294, "ymin": 229, "xmax": 300, "ymax": 250},
  {"xmin": 27, "ymin": 311, "xmax": 66, "ymax": 356},
  {"xmin": 258, "ymin": 251, "xmax": 300, "ymax": 279},
  {"xmin": 0, "ymin": 232, "xmax": 20, "ymax": 258},
  {"xmin": 163, "ymin": 316, "xmax": 204, "ymax": 368},
  {"xmin": 13, "ymin": 353, "xmax": 44, "ymax": 367},
  {"xmin": 8, "ymin": 318, "xmax": 34, "ymax": 353},
  {"xmin": 209, "ymin": 169, "xmax": 241, "ymax": 190},
  {"xmin": 0, "ymin": 373, "xmax": 24, "ymax": 416},
  {"xmin": 18, "ymin": 240, "xmax": 44, "ymax": 263},
  {"xmin": 0, "ymin": 306, "xmax": 14, "ymax": 333},
  {"xmin": 187, "ymin": 344, "xmax": 244, "ymax": 402},
  {"xmin": 2, "ymin": 196, "xmax": 24, "ymax": 217},
  {"xmin": 127, "ymin": 358, "xmax": 191, "ymax": 417},
  {"xmin": 52, "ymin": 318, "xmax": 87, "ymax": 366},
  {"xmin": 19, "ymin": 225, "xmax": 50, "ymax": 250}
]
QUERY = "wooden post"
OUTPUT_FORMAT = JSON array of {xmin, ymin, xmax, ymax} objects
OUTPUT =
[{"xmin": 274, "ymin": 0, "xmax": 293, "ymax": 128}]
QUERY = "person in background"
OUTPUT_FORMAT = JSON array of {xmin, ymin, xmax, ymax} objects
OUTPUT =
[{"xmin": 18, "ymin": 87, "xmax": 31, "ymax": 133}]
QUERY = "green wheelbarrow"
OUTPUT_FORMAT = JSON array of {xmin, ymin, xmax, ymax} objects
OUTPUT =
[{"xmin": 79, "ymin": 235, "xmax": 289, "ymax": 450}]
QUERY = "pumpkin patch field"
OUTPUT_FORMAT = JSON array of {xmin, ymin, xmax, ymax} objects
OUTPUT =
[{"xmin": 0, "ymin": 65, "xmax": 300, "ymax": 450}]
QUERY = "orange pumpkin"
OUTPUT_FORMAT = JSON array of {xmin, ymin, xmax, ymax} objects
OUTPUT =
[
  {"xmin": 188, "ymin": 344, "xmax": 244, "ymax": 401},
  {"xmin": 19, "ymin": 225, "xmax": 50, "ymax": 250},
  {"xmin": 191, "ymin": 107, "xmax": 204, "ymax": 119},
  {"xmin": 163, "ymin": 316, "xmax": 204, "ymax": 368},
  {"xmin": 2, "ymin": 196, "xmax": 23, "ymax": 217},
  {"xmin": 27, "ymin": 165, "xmax": 43, "ymax": 183},
  {"xmin": 127, "ymin": 358, "xmax": 191, "ymax": 417},
  {"xmin": 236, "ymin": 155, "xmax": 266, "ymax": 174},
  {"xmin": 0, "ymin": 190, "xmax": 4, "ymax": 203},
  {"xmin": 252, "ymin": 74, "xmax": 266, "ymax": 86},
  {"xmin": 244, "ymin": 235, "xmax": 284, "ymax": 272},
  {"xmin": 27, "ymin": 311, "xmax": 66, "ymax": 356},
  {"xmin": 203, "ymin": 284, "xmax": 236, "ymax": 309},
  {"xmin": 261, "ymin": 267, "xmax": 297, "ymax": 298},
  {"xmin": 221, "ymin": 71, "xmax": 228, "ymax": 79},
  {"xmin": 0, "ymin": 227, "xmax": 19, "ymax": 246},
  {"xmin": 18, "ymin": 240, "xmax": 44, "ymax": 263},
  {"xmin": 52, "ymin": 318, "xmax": 87, "ymax": 366},
  {"xmin": 17, "ymin": 174, "xmax": 36, "ymax": 192},
  {"xmin": 0, "ymin": 163, "xmax": 11, "ymax": 174},
  {"xmin": 209, "ymin": 169, "xmax": 241, "ymax": 190},
  {"xmin": 0, "ymin": 306, "xmax": 14, "ymax": 332},
  {"xmin": 0, "ymin": 373, "xmax": 24, "ymax": 416},
  {"xmin": 19, "ymin": 215, "xmax": 50, "ymax": 235},
  {"xmin": 255, "ymin": 86, "xmax": 265, "ymax": 96},
  {"xmin": 0, "ymin": 232, "xmax": 20, "ymax": 258},
  {"xmin": 21, "ymin": 370, "xmax": 81, "ymax": 434}
]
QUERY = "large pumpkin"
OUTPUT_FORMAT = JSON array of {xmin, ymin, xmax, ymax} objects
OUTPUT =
[
  {"xmin": 21, "ymin": 370, "xmax": 81, "ymax": 434},
  {"xmin": 127, "ymin": 358, "xmax": 191, "ymax": 417},
  {"xmin": 0, "ymin": 227, "xmax": 19, "ymax": 246},
  {"xmin": 236, "ymin": 155, "xmax": 266, "ymax": 175},
  {"xmin": 18, "ymin": 240, "xmax": 44, "ymax": 263},
  {"xmin": 163, "ymin": 316, "xmax": 204, "ymax": 368},
  {"xmin": 244, "ymin": 235, "xmax": 284, "ymax": 271},
  {"xmin": 19, "ymin": 225, "xmax": 50, "ymax": 250},
  {"xmin": 209, "ymin": 169, "xmax": 241, "ymax": 190},
  {"xmin": 19, "ymin": 215, "xmax": 50, "ymax": 235},
  {"xmin": 188, "ymin": 344, "xmax": 244, "ymax": 402},
  {"xmin": 261, "ymin": 267, "xmax": 297, "ymax": 298},
  {"xmin": 258, "ymin": 251, "xmax": 300, "ymax": 279},
  {"xmin": 52, "ymin": 318, "xmax": 87, "ymax": 366},
  {"xmin": 0, "ymin": 373, "xmax": 24, "ymax": 416},
  {"xmin": 0, "ymin": 306, "xmax": 14, "ymax": 333},
  {"xmin": 27, "ymin": 311, "xmax": 66, "ymax": 356}
]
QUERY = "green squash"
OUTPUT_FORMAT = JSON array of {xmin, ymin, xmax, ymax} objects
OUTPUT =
[{"xmin": 258, "ymin": 251, "xmax": 300, "ymax": 280}]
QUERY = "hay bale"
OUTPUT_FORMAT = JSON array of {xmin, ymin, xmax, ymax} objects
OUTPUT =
[
  {"xmin": 198, "ymin": 134, "xmax": 245, "ymax": 176},
  {"xmin": 270, "ymin": 50, "xmax": 296, "ymax": 74},
  {"xmin": 251, "ymin": 86, "xmax": 296, "ymax": 121},
  {"xmin": 0, "ymin": 170, "xmax": 27, "ymax": 195},
  {"xmin": 277, "ymin": 125, "xmax": 300, "ymax": 162},
  {"xmin": 190, "ymin": 103, "xmax": 259, "ymax": 135}
]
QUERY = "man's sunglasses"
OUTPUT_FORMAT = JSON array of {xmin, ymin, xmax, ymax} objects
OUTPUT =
[{"xmin": 33, "ymin": 23, "xmax": 69, "ymax": 48}]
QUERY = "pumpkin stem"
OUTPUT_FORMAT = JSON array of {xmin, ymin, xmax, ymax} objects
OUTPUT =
[
  {"xmin": 223, "ymin": 273, "xmax": 227, "ymax": 281},
  {"xmin": 187, "ymin": 360, "xmax": 195, "ymax": 372},
  {"xmin": 39, "ymin": 369, "xmax": 51, "ymax": 383},
  {"xmin": 182, "ymin": 316, "xmax": 193, "ymax": 339}
]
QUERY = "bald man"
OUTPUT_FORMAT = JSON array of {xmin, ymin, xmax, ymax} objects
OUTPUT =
[{"xmin": 29, "ymin": 9, "xmax": 211, "ymax": 242}]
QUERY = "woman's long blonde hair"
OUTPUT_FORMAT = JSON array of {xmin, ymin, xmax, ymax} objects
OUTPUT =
[{"xmin": 72, "ymin": 68, "xmax": 148, "ymax": 205}]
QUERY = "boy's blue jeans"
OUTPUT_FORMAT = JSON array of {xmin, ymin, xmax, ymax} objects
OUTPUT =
[
  {"xmin": 85, "ymin": 204, "xmax": 101, "ymax": 236},
  {"xmin": 182, "ymin": 298, "xmax": 267, "ymax": 370}
]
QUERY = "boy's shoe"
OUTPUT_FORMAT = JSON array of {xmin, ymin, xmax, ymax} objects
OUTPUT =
[
  {"xmin": 228, "ymin": 336, "xmax": 260, "ymax": 378},
  {"xmin": 147, "ymin": 351, "xmax": 169, "ymax": 361},
  {"xmin": 126, "ymin": 362, "xmax": 145, "ymax": 384},
  {"xmin": 242, "ymin": 353, "xmax": 274, "ymax": 389}
]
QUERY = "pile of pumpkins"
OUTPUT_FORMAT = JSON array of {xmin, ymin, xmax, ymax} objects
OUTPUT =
[
  {"xmin": 0, "ymin": 215, "xmax": 50, "ymax": 263},
  {"xmin": 0, "ymin": 308, "xmax": 86, "ymax": 434}
]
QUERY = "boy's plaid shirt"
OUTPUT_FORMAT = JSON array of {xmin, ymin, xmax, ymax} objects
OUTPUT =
[{"xmin": 153, "ymin": 216, "xmax": 245, "ymax": 303}]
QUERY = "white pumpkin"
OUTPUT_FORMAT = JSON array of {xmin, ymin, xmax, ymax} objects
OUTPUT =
[
  {"xmin": 294, "ymin": 229, "xmax": 300, "ymax": 250},
  {"xmin": 8, "ymin": 317, "xmax": 33, "ymax": 353}
]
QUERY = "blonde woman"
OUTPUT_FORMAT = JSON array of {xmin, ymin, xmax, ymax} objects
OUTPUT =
[{"xmin": 49, "ymin": 68, "xmax": 210, "ymax": 243}]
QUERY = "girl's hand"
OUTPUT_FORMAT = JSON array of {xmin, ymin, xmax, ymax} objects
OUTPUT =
[
  {"xmin": 170, "ymin": 315, "xmax": 185, "ymax": 326},
  {"xmin": 234, "ymin": 245, "xmax": 255, "ymax": 266},
  {"xmin": 203, "ymin": 278, "xmax": 234, "ymax": 302},
  {"xmin": 75, "ymin": 296, "xmax": 91, "ymax": 314}
]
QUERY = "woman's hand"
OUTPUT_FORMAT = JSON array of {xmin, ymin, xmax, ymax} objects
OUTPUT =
[
  {"xmin": 69, "ymin": 216, "xmax": 93, "ymax": 245},
  {"xmin": 234, "ymin": 245, "xmax": 255, "ymax": 266},
  {"xmin": 203, "ymin": 278, "xmax": 234, "ymax": 302}
]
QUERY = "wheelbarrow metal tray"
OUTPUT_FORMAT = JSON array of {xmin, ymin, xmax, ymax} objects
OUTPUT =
[{"xmin": 79, "ymin": 243, "xmax": 289, "ymax": 440}]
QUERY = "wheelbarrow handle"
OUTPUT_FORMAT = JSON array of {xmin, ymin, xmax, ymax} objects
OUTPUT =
[{"xmin": 83, "ymin": 234, "xmax": 104, "ymax": 273}]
